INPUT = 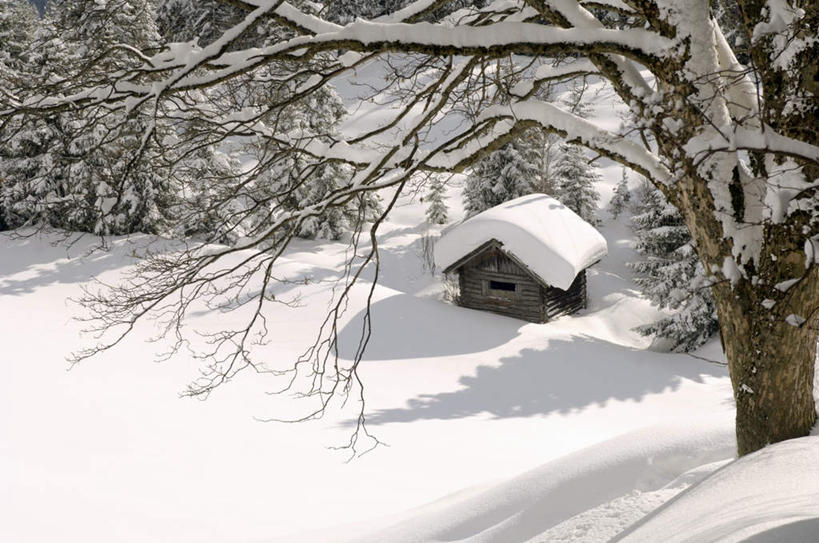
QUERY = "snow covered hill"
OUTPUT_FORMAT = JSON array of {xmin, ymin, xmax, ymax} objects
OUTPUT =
[
  {"xmin": 616, "ymin": 436, "xmax": 819, "ymax": 543},
  {"xmin": 1, "ymin": 179, "xmax": 745, "ymax": 542}
]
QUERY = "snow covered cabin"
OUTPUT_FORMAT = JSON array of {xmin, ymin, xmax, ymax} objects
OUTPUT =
[{"xmin": 435, "ymin": 194, "xmax": 608, "ymax": 323}]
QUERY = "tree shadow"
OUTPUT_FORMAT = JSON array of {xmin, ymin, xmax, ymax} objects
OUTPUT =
[
  {"xmin": 337, "ymin": 293, "xmax": 525, "ymax": 360},
  {"xmin": 0, "ymin": 231, "xmax": 152, "ymax": 296},
  {"xmin": 360, "ymin": 336, "xmax": 727, "ymax": 425}
]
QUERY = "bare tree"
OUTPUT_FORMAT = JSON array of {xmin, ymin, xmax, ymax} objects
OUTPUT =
[{"xmin": 3, "ymin": 0, "xmax": 818, "ymax": 456}]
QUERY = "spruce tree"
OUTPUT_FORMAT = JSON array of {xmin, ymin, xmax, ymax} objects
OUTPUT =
[
  {"xmin": 552, "ymin": 142, "xmax": 600, "ymax": 224},
  {"xmin": 0, "ymin": 1, "xmax": 69, "ymax": 231},
  {"xmin": 2, "ymin": 0, "xmax": 178, "ymax": 235},
  {"xmin": 463, "ymin": 128, "xmax": 550, "ymax": 217},
  {"xmin": 608, "ymin": 168, "xmax": 631, "ymax": 219},
  {"xmin": 0, "ymin": 0, "xmax": 38, "ymax": 80},
  {"xmin": 425, "ymin": 178, "xmax": 448, "ymax": 225},
  {"xmin": 246, "ymin": 87, "xmax": 380, "ymax": 241},
  {"xmin": 629, "ymin": 182, "xmax": 719, "ymax": 351},
  {"xmin": 551, "ymin": 83, "xmax": 601, "ymax": 224}
]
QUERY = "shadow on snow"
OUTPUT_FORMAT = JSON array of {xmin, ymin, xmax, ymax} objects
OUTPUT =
[
  {"xmin": 337, "ymin": 293, "xmax": 524, "ymax": 360},
  {"xmin": 348, "ymin": 332, "xmax": 726, "ymax": 425}
]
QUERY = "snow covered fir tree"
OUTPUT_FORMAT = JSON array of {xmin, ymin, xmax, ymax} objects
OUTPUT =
[
  {"xmin": 550, "ymin": 84, "xmax": 601, "ymax": 225},
  {"xmin": 1, "ymin": 0, "xmax": 178, "ymax": 235},
  {"xmin": 425, "ymin": 177, "xmax": 448, "ymax": 225},
  {"xmin": 552, "ymin": 141, "xmax": 601, "ymax": 225},
  {"xmin": 608, "ymin": 169, "xmax": 631, "ymax": 219},
  {"xmin": 630, "ymin": 181, "xmax": 719, "ymax": 351},
  {"xmin": 462, "ymin": 128, "xmax": 552, "ymax": 217}
]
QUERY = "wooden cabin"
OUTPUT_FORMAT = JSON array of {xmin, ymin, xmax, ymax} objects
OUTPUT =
[
  {"xmin": 444, "ymin": 240, "xmax": 588, "ymax": 322},
  {"xmin": 435, "ymin": 194, "xmax": 607, "ymax": 323}
]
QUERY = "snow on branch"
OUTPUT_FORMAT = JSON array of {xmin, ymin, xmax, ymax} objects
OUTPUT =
[
  {"xmin": 453, "ymin": 100, "xmax": 672, "ymax": 184},
  {"xmin": 145, "ymin": 19, "xmax": 673, "ymax": 94},
  {"xmin": 301, "ymin": 20, "xmax": 673, "ymax": 58},
  {"xmin": 535, "ymin": 0, "xmax": 653, "ymax": 97},
  {"xmin": 685, "ymin": 124, "xmax": 819, "ymax": 167},
  {"xmin": 511, "ymin": 59, "xmax": 600, "ymax": 97}
]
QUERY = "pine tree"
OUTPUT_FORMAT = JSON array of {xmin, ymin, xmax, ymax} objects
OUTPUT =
[
  {"xmin": 608, "ymin": 168, "xmax": 631, "ymax": 219},
  {"xmin": 552, "ymin": 141, "xmax": 600, "ymax": 224},
  {"xmin": 0, "ymin": 0, "xmax": 38, "ymax": 79},
  {"xmin": 326, "ymin": 0, "xmax": 487, "ymax": 25},
  {"xmin": 0, "ymin": 1, "xmax": 69, "ymax": 231},
  {"xmin": 550, "ymin": 83, "xmax": 601, "ymax": 224},
  {"xmin": 172, "ymin": 142, "xmax": 245, "ymax": 244},
  {"xmin": 629, "ymin": 182, "xmax": 719, "ymax": 351},
  {"xmin": 246, "ymin": 87, "xmax": 380, "ymax": 241},
  {"xmin": 156, "ymin": 0, "xmax": 257, "ymax": 48},
  {"xmin": 1, "ymin": 0, "xmax": 181, "ymax": 235},
  {"xmin": 425, "ymin": 178, "xmax": 448, "ymax": 225},
  {"xmin": 463, "ymin": 129, "xmax": 550, "ymax": 217}
]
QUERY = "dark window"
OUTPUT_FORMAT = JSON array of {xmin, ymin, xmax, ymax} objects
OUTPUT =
[{"xmin": 489, "ymin": 280, "xmax": 516, "ymax": 292}]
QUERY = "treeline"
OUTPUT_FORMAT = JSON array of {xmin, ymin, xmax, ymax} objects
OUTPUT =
[{"xmin": 0, "ymin": 0, "xmax": 379, "ymax": 241}]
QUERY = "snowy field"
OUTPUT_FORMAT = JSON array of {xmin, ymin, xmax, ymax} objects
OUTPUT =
[
  {"xmin": 2, "ymin": 91, "xmax": 818, "ymax": 542},
  {"xmin": 2, "ymin": 165, "xmax": 758, "ymax": 543}
]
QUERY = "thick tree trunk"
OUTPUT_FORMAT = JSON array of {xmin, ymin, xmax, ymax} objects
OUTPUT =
[
  {"xmin": 677, "ymin": 173, "xmax": 819, "ymax": 456},
  {"xmin": 712, "ymin": 269, "xmax": 819, "ymax": 456}
]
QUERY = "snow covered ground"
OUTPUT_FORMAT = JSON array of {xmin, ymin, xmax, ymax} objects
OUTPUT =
[
  {"xmin": 1, "ymin": 166, "xmax": 755, "ymax": 543},
  {"xmin": 3, "ymin": 81, "xmax": 815, "ymax": 540}
]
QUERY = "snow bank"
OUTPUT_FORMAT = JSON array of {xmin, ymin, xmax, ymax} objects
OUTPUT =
[
  {"xmin": 616, "ymin": 436, "xmax": 819, "ymax": 543},
  {"xmin": 352, "ymin": 419, "xmax": 735, "ymax": 543},
  {"xmin": 434, "ymin": 194, "xmax": 608, "ymax": 290}
]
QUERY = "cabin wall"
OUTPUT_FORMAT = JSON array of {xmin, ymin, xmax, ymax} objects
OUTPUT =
[
  {"xmin": 457, "ymin": 248, "xmax": 547, "ymax": 323},
  {"xmin": 542, "ymin": 270, "xmax": 587, "ymax": 320},
  {"xmin": 454, "ymin": 246, "xmax": 588, "ymax": 323}
]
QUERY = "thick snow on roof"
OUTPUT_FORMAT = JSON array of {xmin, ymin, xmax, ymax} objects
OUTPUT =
[{"xmin": 435, "ymin": 194, "xmax": 608, "ymax": 290}]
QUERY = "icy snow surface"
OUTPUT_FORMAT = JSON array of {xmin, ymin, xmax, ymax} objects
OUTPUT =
[{"xmin": 435, "ymin": 194, "xmax": 608, "ymax": 290}]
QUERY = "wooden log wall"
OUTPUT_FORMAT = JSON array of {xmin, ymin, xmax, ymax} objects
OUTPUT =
[
  {"xmin": 455, "ymin": 245, "xmax": 588, "ymax": 323},
  {"xmin": 542, "ymin": 271, "xmax": 586, "ymax": 320}
]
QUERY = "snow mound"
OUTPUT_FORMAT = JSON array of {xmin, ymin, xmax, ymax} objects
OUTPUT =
[
  {"xmin": 352, "ymin": 418, "xmax": 735, "ymax": 543},
  {"xmin": 616, "ymin": 436, "xmax": 819, "ymax": 543},
  {"xmin": 434, "ymin": 194, "xmax": 608, "ymax": 290}
]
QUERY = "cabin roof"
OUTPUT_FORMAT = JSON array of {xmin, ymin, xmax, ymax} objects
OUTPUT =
[{"xmin": 434, "ymin": 194, "xmax": 608, "ymax": 290}]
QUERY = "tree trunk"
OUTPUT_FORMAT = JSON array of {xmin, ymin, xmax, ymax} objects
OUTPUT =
[
  {"xmin": 677, "ymin": 172, "xmax": 819, "ymax": 456},
  {"xmin": 713, "ymin": 268, "xmax": 819, "ymax": 456}
]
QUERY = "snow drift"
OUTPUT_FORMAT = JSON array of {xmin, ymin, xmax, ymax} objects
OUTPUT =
[
  {"xmin": 352, "ymin": 419, "xmax": 735, "ymax": 543},
  {"xmin": 615, "ymin": 436, "xmax": 819, "ymax": 543}
]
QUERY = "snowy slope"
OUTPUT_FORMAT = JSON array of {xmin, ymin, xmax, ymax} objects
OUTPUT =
[
  {"xmin": 0, "ymin": 195, "xmax": 735, "ymax": 543},
  {"xmin": 615, "ymin": 436, "xmax": 819, "ymax": 543},
  {"xmin": 349, "ymin": 421, "xmax": 735, "ymax": 543},
  {"xmin": 0, "ymin": 80, "xmax": 744, "ymax": 543}
]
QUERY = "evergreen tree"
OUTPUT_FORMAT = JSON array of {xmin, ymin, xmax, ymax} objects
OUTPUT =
[
  {"xmin": 552, "ymin": 141, "xmax": 600, "ymax": 224},
  {"xmin": 425, "ymin": 178, "xmax": 448, "ymax": 225},
  {"xmin": 550, "ymin": 83, "xmax": 601, "ymax": 224},
  {"xmin": 156, "ymin": 0, "xmax": 301, "ymax": 49},
  {"xmin": 0, "ymin": 2, "xmax": 68, "ymax": 230},
  {"xmin": 0, "ymin": 0, "xmax": 38, "ymax": 79},
  {"xmin": 608, "ymin": 168, "xmax": 631, "ymax": 219},
  {"xmin": 172, "ymin": 142, "xmax": 244, "ymax": 244},
  {"xmin": 1, "ymin": 0, "xmax": 178, "ymax": 235},
  {"xmin": 326, "ymin": 0, "xmax": 487, "ymax": 25},
  {"xmin": 629, "ymin": 182, "xmax": 719, "ymax": 351},
  {"xmin": 463, "ymin": 128, "xmax": 550, "ymax": 217},
  {"xmin": 246, "ymin": 87, "xmax": 380, "ymax": 241},
  {"xmin": 156, "ymin": 0, "xmax": 267, "ymax": 48}
]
